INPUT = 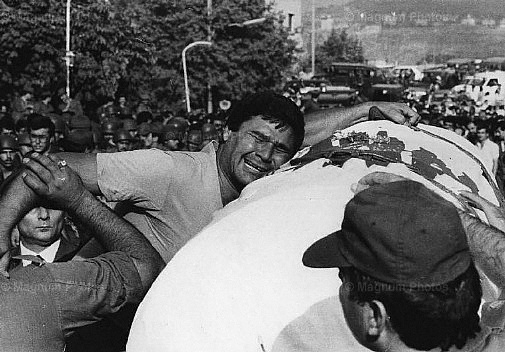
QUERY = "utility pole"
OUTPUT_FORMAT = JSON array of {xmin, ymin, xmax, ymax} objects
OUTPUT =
[
  {"xmin": 311, "ymin": 0, "xmax": 316, "ymax": 75},
  {"xmin": 207, "ymin": 0, "xmax": 213, "ymax": 114}
]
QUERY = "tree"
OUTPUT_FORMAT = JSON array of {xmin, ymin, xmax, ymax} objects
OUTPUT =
[
  {"xmin": 0, "ymin": 0, "xmax": 296, "ymax": 115},
  {"xmin": 312, "ymin": 29, "xmax": 364, "ymax": 73}
]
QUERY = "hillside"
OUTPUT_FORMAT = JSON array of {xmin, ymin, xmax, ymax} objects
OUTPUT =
[{"xmin": 359, "ymin": 25, "xmax": 505, "ymax": 65}]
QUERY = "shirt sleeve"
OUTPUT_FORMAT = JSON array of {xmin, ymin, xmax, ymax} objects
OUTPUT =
[
  {"xmin": 44, "ymin": 251, "xmax": 144, "ymax": 335},
  {"xmin": 96, "ymin": 149, "xmax": 174, "ymax": 210}
]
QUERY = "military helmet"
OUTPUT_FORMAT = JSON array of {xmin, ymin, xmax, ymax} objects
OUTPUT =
[
  {"xmin": 0, "ymin": 135, "xmax": 19, "ymax": 150},
  {"xmin": 114, "ymin": 129, "xmax": 132, "ymax": 143}
]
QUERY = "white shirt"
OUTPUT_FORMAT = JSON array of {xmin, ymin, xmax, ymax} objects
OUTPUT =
[
  {"xmin": 20, "ymin": 239, "xmax": 61, "ymax": 266},
  {"xmin": 477, "ymin": 139, "xmax": 499, "ymax": 173}
]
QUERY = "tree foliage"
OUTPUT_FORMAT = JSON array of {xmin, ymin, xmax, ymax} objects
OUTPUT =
[
  {"xmin": 311, "ymin": 29, "xmax": 364, "ymax": 72},
  {"xmin": 0, "ymin": 0, "xmax": 295, "ymax": 114}
]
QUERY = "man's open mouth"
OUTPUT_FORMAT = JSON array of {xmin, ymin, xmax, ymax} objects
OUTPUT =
[{"xmin": 244, "ymin": 159, "xmax": 268, "ymax": 173}]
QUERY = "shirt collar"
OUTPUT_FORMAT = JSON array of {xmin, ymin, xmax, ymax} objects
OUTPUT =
[{"xmin": 20, "ymin": 239, "xmax": 61, "ymax": 266}]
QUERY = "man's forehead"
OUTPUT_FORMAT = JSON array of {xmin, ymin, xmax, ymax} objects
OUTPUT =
[
  {"xmin": 31, "ymin": 128, "xmax": 50, "ymax": 135},
  {"xmin": 239, "ymin": 115, "xmax": 291, "ymax": 132}
]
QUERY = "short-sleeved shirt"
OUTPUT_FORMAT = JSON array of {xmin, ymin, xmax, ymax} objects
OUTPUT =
[
  {"xmin": 477, "ymin": 139, "xmax": 500, "ymax": 173},
  {"xmin": 0, "ymin": 251, "xmax": 143, "ymax": 352},
  {"xmin": 97, "ymin": 143, "xmax": 223, "ymax": 262}
]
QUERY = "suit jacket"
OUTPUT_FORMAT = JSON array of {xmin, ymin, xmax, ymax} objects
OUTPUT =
[{"xmin": 10, "ymin": 221, "xmax": 87, "ymax": 269}]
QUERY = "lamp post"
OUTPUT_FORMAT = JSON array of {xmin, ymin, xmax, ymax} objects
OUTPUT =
[
  {"xmin": 64, "ymin": 0, "xmax": 74, "ymax": 98},
  {"xmin": 182, "ymin": 17, "xmax": 266, "ymax": 113},
  {"xmin": 182, "ymin": 41, "xmax": 212, "ymax": 113}
]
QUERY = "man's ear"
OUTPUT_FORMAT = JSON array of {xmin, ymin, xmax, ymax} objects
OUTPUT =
[{"xmin": 366, "ymin": 300, "xmax": 389, "ymax": 338}]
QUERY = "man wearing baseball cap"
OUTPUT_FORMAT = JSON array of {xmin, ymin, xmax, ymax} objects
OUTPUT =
[{"xmin": 302, "ymin": 180, "xmax": 505, "ymax": 352}]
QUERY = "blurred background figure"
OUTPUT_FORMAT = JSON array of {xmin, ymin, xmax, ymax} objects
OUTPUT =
[
  {"xmin": 0, "ymin": 135, "xmax": 20, "ymax": 181},
  {"xmin": 201, "ymin": 122, "xmax": 219, "ymax": 147},
  {"xmin": 138, "ymin": 122, "xmax": 153, "ymax": 149},
  {"xmin": 17, "ymin": 133, "xmax": 32, "ymax": 157},
  {"xmin": 114, "ymin": 129, "xmax": 133, "ymax": 152},
  {"xmin": 186, "ymin": 128, "xmax": 203, "ymax": 152}
]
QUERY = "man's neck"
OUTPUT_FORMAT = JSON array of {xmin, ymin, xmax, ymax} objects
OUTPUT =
[{"xmin": 216, "ymin": 148, "xmax": 240, "ymax": 206}]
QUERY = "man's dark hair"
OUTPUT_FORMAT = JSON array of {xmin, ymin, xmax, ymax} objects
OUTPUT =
[
  {"xmin": 340, "ymin": 264, "xmax": 481, "ymax": 351},
  {"xmin": 27, "ymin": 113, "xmax": 55, "ymax": 137},
  {"xmin": 475, "ymin": 121, "xmax": 490, "ymax": 133},
  {"xmin": 226, "ymin": 92, "xmax": 305, "ymax": 152}
]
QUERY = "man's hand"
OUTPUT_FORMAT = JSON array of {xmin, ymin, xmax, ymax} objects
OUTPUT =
[
  {"xmin": 459, "ymin": 190, "xmax": 505, "ymax": 232},
  {"xmin": 21, "ymin": 153, "xmax": 87, "ymax": 212},
  {"xmin": 351, "ymin": 171, "xmax": 408, "ymax": 194},
  {"xmin": 367, "ymin": 102, "xmax": 421, "ymax": 127}
]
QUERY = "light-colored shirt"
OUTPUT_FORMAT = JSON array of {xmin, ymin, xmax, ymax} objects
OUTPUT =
[
  {"xmin": 96, "ymin": 143, "xmax": 223, "ymax": 262},
  {"xmin": 477, "ymin": 139, "xmax": 499, "ymax": 174},
  {"xmin": 20, "ymin": 239, "xmax": 61, "ymax": 266}
]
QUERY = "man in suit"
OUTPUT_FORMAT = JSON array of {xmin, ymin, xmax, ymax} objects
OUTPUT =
[{"xmin": 11, "ymin": 206, "xmax": 86, "ymax": 267}]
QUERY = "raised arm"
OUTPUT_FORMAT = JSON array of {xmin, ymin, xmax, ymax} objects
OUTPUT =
[
  {"xmin": 21, "ymin": 153, "xmax": 163, "ymax": 291},
  {"xmin": 303, "ymin": 101, "xmax": 420, "ymax": 147},
  {"xmin": 459, "ymin": 191, "xmax": 505, "ymax": 289},
  {"xmin": 0, "ymin": 152, "xmax": 101, "ymax": 267}
]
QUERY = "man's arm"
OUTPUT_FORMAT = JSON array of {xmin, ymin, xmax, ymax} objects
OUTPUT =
[
  {"xmin": 0, "ymin": 152, "xmax": 100, "ymax": 268},
  {"xmin": 21, "ymin": 154, "xmax": 164, "ymax": 291},
  {"xmin": 303, "ymin": 102, "xmax": 420, "ymax": 147},
  {"xmin": 458, "ymin": 212, "xmax": 505, "ymax": 289},
  {"xmin": 56, "ymin": 152, "xmax": 100, "ymax": 194},
  {"xmin": 459, "ymin": 191, "xmax": 505, "ymax": 289}
]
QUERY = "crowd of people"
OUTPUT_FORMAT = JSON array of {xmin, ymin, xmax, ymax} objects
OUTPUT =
[
  {"xmin": 0, "ymin": 88, "xmax": 229, "ymax": 186},
  {"xmin": 1, "ymin": 84, "xmax": 505, "ymax": 352}
]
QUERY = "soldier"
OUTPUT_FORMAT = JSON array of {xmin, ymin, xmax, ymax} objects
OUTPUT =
[
  {"xmin": 186, "ymin": 128, "xmax": 203, "ymax": 152},
  {"xmin": 201, "ymin": 122, "xmax": 219, "ymax": 147},
  {"xmin": 160, "ymin": 117, "xmax": 188, "ymax": 151},
  {"xmin": 114, "ymin": 129, "xmax": 133, "ymax": 152},
  {"xmin": 0, "ymin": 135, "xmax": 20, "ymax": 180},
  {"xmin": 138, "ymin": 123, "xmax": 153, "ymax": 149},
  {"xmin": 99, "ymin": 120, "xmax": 119, "ymax": 153}
]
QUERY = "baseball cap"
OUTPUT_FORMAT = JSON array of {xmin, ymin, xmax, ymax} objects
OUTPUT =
[{"xmin": 303, "ymin": 181, "xmax": 471, "ymax": 287}]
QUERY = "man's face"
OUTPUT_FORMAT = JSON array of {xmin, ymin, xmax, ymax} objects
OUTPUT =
[
  {"xmin": 187, "ymin": 131, "xmax": 202, "ymax": 152},
  {"xmin": 1, "ymin": 128, "xmax": 15, "ymax": 137},
  {"xmin": 497, "ymin": 127, "xmax": 505, "ymax": 141},
  {"xmin": 140, "ymin": 133, "xmax": 153, "ymax": 148},
  {"xmin": 218, "ymin": 116, "xmax": 297, "ymax": 190},
  {"xmin": 477, "ymin": 128, "xmax": 488, "ymax": 142},
  {"xmin": 0, "ymin": 149, "xmax": 16, "ymax": 169},
  {"xmin": 119, "ymin": 97, "xmax": 126, "ymax": 104},
  {"xmin": 467, "ymin": 123, "xmax": 477, "ymax": 134},
  {"xmin": 117, "ymin": 140, "xmax": 132, "ymax": 152},
  {"xmin": 30, "ymin": 128, "xmax": 51, "ymax": 153},
  {"xmin": 17, "ymin": 207, "xmax": 65, "ymax": 247},
  {"xmin": 103, "ymin": 132, "xmax": 114, "ymax": 143}
]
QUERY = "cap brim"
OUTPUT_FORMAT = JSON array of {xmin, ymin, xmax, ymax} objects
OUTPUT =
[{"xmin": 302, "ymin": 231, "xmax": 351, "ymax": 268}]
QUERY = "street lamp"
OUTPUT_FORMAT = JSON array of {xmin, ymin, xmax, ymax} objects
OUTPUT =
[
  {"xmin": 182, "ymin": 41, "xmax": 211, "ymax": 113},
  {"xmin": 64, "ymin": 0, "xmax": 74, "ymax": 98},
  {"xmin": 182, "ymin": 17, "xmax": 267, "ymax": 113}
]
